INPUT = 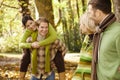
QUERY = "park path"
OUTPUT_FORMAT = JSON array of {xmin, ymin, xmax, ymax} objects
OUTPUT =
[{"xmin": 0, "ymin": 53, "xmax": 80, "ymax": 80}]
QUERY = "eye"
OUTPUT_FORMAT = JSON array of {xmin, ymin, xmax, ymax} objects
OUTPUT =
[
  {"xmin": 30, "ymin": 22, "xmax": 33, "ymax": 25},
  {"xmin": 41, "ymin": 26, "xmax": 44, "ymax": 28}
]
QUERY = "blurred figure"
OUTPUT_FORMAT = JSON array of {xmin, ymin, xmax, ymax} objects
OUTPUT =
[
  {"xmin": 79, "ymin": 11, "xmax": 99, "ymax": 35},
  {"xmin": 87, "ymin": 0, "xmax": 120, "ymax": 80}
]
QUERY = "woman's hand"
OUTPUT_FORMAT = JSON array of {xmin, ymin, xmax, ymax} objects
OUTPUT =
[{"xmin": 31, "ymin": 41, "xmax": 40, "ymax": 48}]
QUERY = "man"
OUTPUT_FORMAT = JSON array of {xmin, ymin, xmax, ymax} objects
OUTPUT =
[
  {"xmin": 20, "ymin": 15, "xmax": 66, "ymax": 80},
  {"xmin": 20, "ymin": 15, "xmax": 57, "ymax": 77},
  {"xmin": 87, "ymin": 0, "xmax": 120, "ymax": 80},
  {"xmin": 20, "ymin": 18, "xmax": 66, "ymax": 80}
]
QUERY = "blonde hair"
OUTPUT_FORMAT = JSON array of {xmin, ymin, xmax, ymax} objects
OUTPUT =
[{"xmin": 80, "ymin": 12, "xmax": 97, "ymax": 33}]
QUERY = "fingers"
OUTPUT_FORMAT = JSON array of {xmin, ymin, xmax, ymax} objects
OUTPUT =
[{"xmin": 31, "ymin": 42, "xmax": 40, "ymax": 48}]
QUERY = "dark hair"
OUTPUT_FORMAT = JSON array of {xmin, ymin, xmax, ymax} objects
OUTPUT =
[
  {"xmin": 88, "ymin": 0, "xmax": 111, "ymax": 14},
  {"xmin": 22, "ymin": 15, "xmax": 33, "ymax": 28},
  {"xmin": 36, "ymin": 17, "xmax": 49, "ymax": 27}
]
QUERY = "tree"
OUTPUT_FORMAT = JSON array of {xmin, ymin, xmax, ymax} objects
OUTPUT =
[
  {"xmin": 0, "ymin": 0, "xmax": 22, "ymax": 52},
  {"xmin": 35, "ymin": 0, "xmax": 55, "ymax": 27},
  {"xmin": 0, "ymin": 0, "xmax": 120, "ymax": 54}
]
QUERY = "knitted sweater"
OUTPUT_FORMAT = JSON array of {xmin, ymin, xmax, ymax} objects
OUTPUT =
[
  {"xmin": 19, "ymin": 25, "xmax": 57, "ymax": 74},
  {"xmin": 19, "ymin": 24, "xmax": 57, "ymax": 48}
]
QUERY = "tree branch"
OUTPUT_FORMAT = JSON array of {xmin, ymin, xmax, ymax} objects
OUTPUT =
[{"xmin": 2, "ymin": 3, "xmax": 19, "ymax": 9}]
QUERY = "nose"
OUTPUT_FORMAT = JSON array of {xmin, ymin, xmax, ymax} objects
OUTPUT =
[
  {"xmin": 30, "ymin": 24, "xmax": 34, "ymax": 28},
  {"xmin": 43, "ymin": 28, "xmax": 47, "ymax": 31},
  {"xmin": 29, "ymin": 26, "xmax": 33, "ymax": 29}
]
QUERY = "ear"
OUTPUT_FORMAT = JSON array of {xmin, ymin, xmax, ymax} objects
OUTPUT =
[{"xmin": 95, "ymin": 9, "xmax": 101, "ymax": 17}]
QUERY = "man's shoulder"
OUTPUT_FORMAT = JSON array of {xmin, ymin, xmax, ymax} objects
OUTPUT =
[
  {"xmin": 112, "ymin": 21, "xmax": 120, "ymax": 27},
  {"xmin": 107, "ymin": 21, "xmax": 120, "ymax": 30}
]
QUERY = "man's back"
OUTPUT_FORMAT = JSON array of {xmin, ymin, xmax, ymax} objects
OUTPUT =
[{"xmin": 97, "ymin": 22, "xmax": 120, "ymax": 80}]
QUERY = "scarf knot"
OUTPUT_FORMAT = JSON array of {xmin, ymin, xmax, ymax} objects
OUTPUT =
[{"xmin": 95, "ymin": 26, "xmax": 101, "ymax": 34}]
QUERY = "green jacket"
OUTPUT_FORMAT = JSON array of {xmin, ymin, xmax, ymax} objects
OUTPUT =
[
  {"xmin": 19, "ymin": 24, "xmax": 57, "ymax": 48},
  {"xmin": 19, "ymin": 25, "xmax": 57, "ymax": 74},
  {"xmin": 97, "ymin": 22, "xmax": 120, "ymax": 80}
]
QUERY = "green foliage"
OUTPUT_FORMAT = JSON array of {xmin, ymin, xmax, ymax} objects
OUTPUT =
[
  {"xmin": 53, "ymin": 0, "xmax": 89, "ymax": 52},
  {"xmin": 0, "ymin": 34, "xmax": 21, "ymax": 53},
  {"xmin": 0, "ymin": 0, "xmax": 22, "ymax": 53},
  {"xmin": 64, "ymin": 23, "xmax": 81, "ymax": 52},
  {"xmin": 0, "ymin": 0, "xmax": 89, "ymax": 53}
]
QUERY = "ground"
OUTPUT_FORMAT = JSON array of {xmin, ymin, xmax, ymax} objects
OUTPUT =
[{"xmin": 0, "ymin": 53, "xmax": 80, "ymax": 80}]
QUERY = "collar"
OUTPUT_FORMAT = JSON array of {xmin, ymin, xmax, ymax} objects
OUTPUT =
[
  {"xmin": 37, "ymin": 33, "xmax": 45, "ymax": 41},
  {"xmin": 99, "ymin": 14, "xmax": 109, "ymax": 25}
]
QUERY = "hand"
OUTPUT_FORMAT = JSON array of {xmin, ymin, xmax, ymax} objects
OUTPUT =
[
  {"xmin": 31, "ymin": 42, "xmax": 40, "ymax": 48},
  {"xmin": 26, "ymin": 37, "xmax": 32, "ymax": 42}
]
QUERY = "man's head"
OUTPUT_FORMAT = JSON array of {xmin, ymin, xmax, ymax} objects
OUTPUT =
[
  {"xmin": 88, "ymin": 0, "xmax": 111, "ymax": 14},
  {"xmin": 87, "ymin": 0, "xmax": 112, "ymax": 24},
  {"xmin": 36, "ymin": 17, "xmax": 49, "ymax": 37}
]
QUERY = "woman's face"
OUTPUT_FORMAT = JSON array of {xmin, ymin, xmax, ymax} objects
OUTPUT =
[
  {"xmin": 25, "ymin": 20, "xmax": 37, "ymax": 31},
  {"xmin": 80, "ymin": 24, "xmax": 95, "ymax": 35},
  {"xmin": 37, "ymin": 22, "xmax": 48, "ymax": 37}
]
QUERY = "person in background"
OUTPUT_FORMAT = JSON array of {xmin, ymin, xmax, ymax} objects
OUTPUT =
[
  {"xmin": 19, "ymin": 15, "xmax": 66, "ymax": 80},
  {"xmin": 72, "ymin": 11, "xmax": 97, "ymax": 80},
  {"xmin": 79, "ymin": 11, "xmax": 99, "ymax": 35},
  {"xmin": 87, "ymin": 0, "xmax": 120, "ymax": 80}
]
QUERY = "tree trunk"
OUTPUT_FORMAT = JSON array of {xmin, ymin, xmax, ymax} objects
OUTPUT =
[
  {"xmin": 76, "ymin": 0, "xmax": 80, "ymax": 18},
  {"xmin": 113, "ymin": 0, "xmax": 120, "ymax": 22},
  {"xmin": 34, "ymin": 0, "xmax": 55, "ymax": 27}
]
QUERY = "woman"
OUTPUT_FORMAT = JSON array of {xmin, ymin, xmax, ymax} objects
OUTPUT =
[
  {"xmin": 21, "ymin": 17, "xmax": 67, "ymax": 80},
  {"xmin": 79, "ymin": 12, "xmax": 99, "ymax": 35},
  {"xmin": 72, "ymin": 12, "xmax": 98, "ymax": 80},
  {"xmin": 20, "ymin": 15, "xmax": 66, "ymax": 80}
]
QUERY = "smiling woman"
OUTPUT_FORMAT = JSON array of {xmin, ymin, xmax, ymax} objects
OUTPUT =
[
  {"xmin": 21, "ymin": 17, "xmax": 67, "ymax": 80},
  {"xmin": 19, "ymin": 15, "xmax": 58, "ymax": 80}
]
